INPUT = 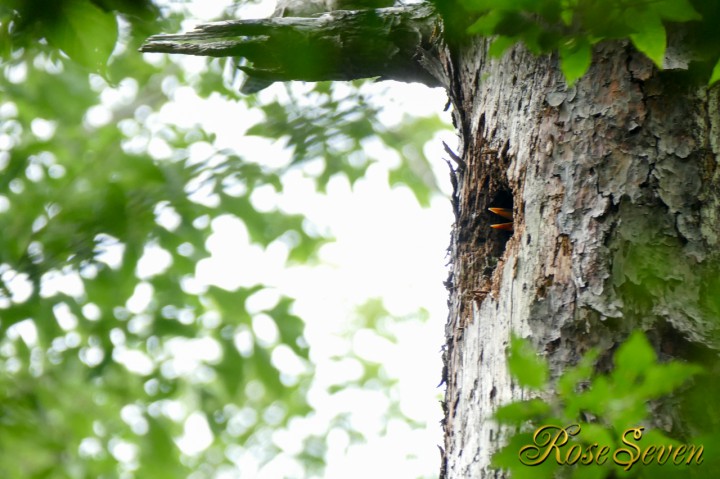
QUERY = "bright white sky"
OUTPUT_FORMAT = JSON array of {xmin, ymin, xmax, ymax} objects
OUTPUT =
[{"xmin": 177, "ymin": 80, "xmax": 455, "ymax": 476}]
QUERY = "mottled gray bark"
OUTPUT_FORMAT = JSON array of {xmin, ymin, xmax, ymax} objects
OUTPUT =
[{"xmin": 439, "ymin": 34, "xmax": 720, "ymax": 477}]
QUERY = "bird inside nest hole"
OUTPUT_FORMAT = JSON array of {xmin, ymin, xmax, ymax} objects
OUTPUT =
[{"xmin": 488, "ymin": 188, "xmax": 514, "ymax": 231}]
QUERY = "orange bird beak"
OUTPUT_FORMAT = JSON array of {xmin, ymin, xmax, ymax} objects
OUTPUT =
[{"xmin": 488, "ymin": 207, "xmax": 513, "ymax": 231}]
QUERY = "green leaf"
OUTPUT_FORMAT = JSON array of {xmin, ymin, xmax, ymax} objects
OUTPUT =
[
  {"xmin": 253, "ymin": 344, "xmax": 285, "ymax": 397},
  {"xmin": 460, "ymin": 0, "xmax": 505, "ymax": 13},
  {"xmin": 495, "ymin": 398, "xmax": 551, "ymax": 424},
  {"xmin": 578, "ymin": 423, "xmax": 614, "ymax": 449},
  {"xmin": 557, "ymin": 348, "xmax": 598, "ymax": 399},
  {"xmin": 0, "ymin": 12, "xmax": 12, "ymax": 60},
  {"xmin": 507, "ymin": 335, "xmax": 549, "ymax": 390},
  {"xmin": 629, "ymin": 11, "xmax": 666, "ymax": 67},
  {"xmin": 489, "ymin": 35, "xmax": 517, "ymax": 57},
  {"xmin": 654, "ymin": 0, "xmax": 701, "ymax": 21},
  {"xmin": 571, "ymin": 375, "xmax": 612, "ymax": 417},
  {"xmin": 614, "ymin": 330, "xmax": 655, "ymax": 378},
  {"xmin": 559, "ymin": 38, "xmax": 592, "ymax": 86},
  {"xmin": 641, "ymin": 361, "xmax": 702, "ymax": 397},
  {"xmin": 467, "ymin": 10, "xmax": 505, "ymax": 35},
  {"xmin": 710, "ymin": 58, "xmax": 720, "ymax": 86},
  {"xmin": 137, "ymin": 417, "xmax": 188, "ymax": 478},
  {"xmin": 216, "ymin": 337, "xmax": 246, "ymax": 397},
  {"xmin": 270, "ymin": 298, "xmax": 309, "ymax": 358},
  {"xmin": 492, "ymin": 431, "xmax": 559, "ymax": 479},
  {"xmin": 45, "ymin": 0, "xmax": 118, "ymax": 74}
]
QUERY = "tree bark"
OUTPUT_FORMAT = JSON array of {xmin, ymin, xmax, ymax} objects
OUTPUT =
[{"xmin": 440, "ymin": 32, "xmax": 720, "ymax": 478}]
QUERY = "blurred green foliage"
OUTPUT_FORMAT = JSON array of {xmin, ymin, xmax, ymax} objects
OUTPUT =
[
  {"xmin": 432, "ymin": 0, "xmax": 720, "ymax": 86},
  {"xmin": 492, "ymin": 333, "xmax": 720, "ymax": 479},
  {"xmin": 0, "ymin": 1, "xmax": 447, "ymax": 477}
]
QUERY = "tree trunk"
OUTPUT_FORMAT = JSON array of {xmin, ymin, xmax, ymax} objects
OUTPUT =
[{"xmin": 440, "ymin": 35, "xmax": 720, "ymax": 477}]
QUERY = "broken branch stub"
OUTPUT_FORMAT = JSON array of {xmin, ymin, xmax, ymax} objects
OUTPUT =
[{"xmin": 139, "ymin": 4, "xmax": 445, "ymax": 87}]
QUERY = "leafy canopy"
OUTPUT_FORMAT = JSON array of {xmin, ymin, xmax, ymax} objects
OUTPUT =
[
  {"xmin": 0, "ymin": 1, "xmax": 448, "ymax": 477},
  {"xmin": 435, "ymin": 0, "xmax": 720, "ymax": 86}
]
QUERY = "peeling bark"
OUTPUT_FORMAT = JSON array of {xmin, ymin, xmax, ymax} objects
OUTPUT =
[{"xmin": 440, "ymin": 35, "xmax": 720, "ymax": 477}]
